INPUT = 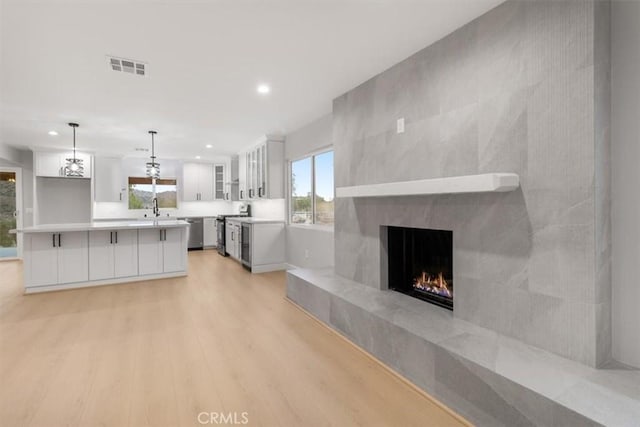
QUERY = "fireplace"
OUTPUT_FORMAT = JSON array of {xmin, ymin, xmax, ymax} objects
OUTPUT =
[{"xmin": 387, "ymin": 226, "xmax": 453, "ymax": 310}]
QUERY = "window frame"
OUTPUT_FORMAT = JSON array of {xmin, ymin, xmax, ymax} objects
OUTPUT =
[
  {"xmin": 127, "ymin": 176, "xmax": 179, "ymax": 211},
  {"xmin": 288, "ymin": 147, "xmax": 334, "ymax": 229}
]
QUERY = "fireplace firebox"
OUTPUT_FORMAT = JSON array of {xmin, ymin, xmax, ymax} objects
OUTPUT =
[{"xmin": 387, "ymin": 226, "xmax": 453, "ymax": 310}]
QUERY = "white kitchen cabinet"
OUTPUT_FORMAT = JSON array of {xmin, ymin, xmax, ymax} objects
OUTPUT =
[
  {"xmin": 94, "ymin": 157, "xmax": 126, "ymax": 202},
  {"xmin": 163, "ymin": 228, "xmax": 185, "ymax": 273},
  {"xmin": 225, "ymin": 219, "xmax": 241, "ymax": 259},
  {"xmin": 241, "ymin": 222, "xmax": 285, "ymax": 273},
  {"xmin": 238, "ymin": 152, "xmax": 247, "ymax": 200},
  {"xmin": 35, "ymin": 151, "xmax": 92, "ymax": 178},
  {"xmin": 182, "ymin": 162, "xmax": 214, "ymax": 201},
  {"xmin": 203, "ymin": 217, "xmax": 216, "ymax": 247},
  {"xmin": 214, "ymin": 164, "xmax": 226, "ymax": 200},
  {"xmin": 245, "ymin": 138, "xmax": 284, "ymax": 199},
  {"xmin": 89, "ymin": 229, "xmax": 138, "ymax": 280},
  {"xmin": 225, "ymin": 220, "xmax": 235, "ymax": 258},
  {"xmin": 24, "ymin": 231, "xmax": 89, "ymax": 287},
  {"xmin": 138, "ymin": 227, "xmax": 186, "ymax": 275}
]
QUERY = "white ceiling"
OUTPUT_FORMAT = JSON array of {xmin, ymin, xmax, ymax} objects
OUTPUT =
[{"xmin": 0, "ymin": 0, "xmax": 504, "ymax": 160}]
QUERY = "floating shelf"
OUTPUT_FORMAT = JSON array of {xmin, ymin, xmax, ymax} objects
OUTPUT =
[{"xmin": 335, "ymin": 173, "xmax": 520, "ymax": 198}]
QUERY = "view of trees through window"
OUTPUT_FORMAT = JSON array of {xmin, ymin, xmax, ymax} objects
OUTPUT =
[
  {"xmin": 128, "ymin": 177, "xmax": 178, "ymax": 209},
  {"xmin": 291, "ymin": 151, "xmax": 334, "ymax": 225}
]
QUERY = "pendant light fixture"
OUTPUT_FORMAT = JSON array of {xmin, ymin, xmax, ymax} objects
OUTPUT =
[
  {"xmin": 146, "ymin": 130, "xmax": 160, "ymax": 179},
  {"xmin": 64, "ymin": 123, "xmax": 84, "ymax": 177}
]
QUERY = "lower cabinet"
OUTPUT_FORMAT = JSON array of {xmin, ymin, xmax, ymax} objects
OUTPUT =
[
  {"xmin": 225, "ymin": 220, "xmax": 241, "ymax": 259},
  {"xmin": 25, "ymin": 231, "xmax": 89, "ymax": 287},
  {"xmin": 89, "ymin": 229, "xmax": 138, "ymax": 280},
  {"xmin": 138, "ymin": 228, "xmax": 186, "ymax": 275}
]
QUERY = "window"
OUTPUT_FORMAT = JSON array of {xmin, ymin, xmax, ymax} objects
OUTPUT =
[
  {"xmin": 128, "ymin": 177, "xmax": 177, "ymax": 210},
  {"xmin": 290, "ymin": 150, "xmax": 334, "ymax": 225}
]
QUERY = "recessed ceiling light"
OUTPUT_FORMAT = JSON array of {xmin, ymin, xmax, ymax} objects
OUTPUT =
[
  {"xmin": 205, "ymin": 144, "xmax": 212, "ymax": 148},
  {"xmin": 257, "ymin": 84, "xmax": 271, "ymax": 95},
  {"xmin": 195, "ymin": 156, "xmax": 201, "ymax": 159},
  {"xmin": 48, "ymin": 130, "xmax": 58, "ymax": 136}
]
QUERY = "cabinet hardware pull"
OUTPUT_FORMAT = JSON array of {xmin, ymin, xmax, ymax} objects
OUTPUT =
[
  {"xmin": 58, "ymin": 234, "xmax": 61, "ymax": 247},
  {"xmin": 240, "ymin": 190, "xmax": 243, "ymax": 199},
  {"xmin": 160, "ymin": 229, "xmax": 163, "ymax": 241},
  {"xmin": 53, "ymin": 234, "xmax": 56, "ymax": 248},
  {"xmin": 115, "ymin": 231, "xmax": 118, "ymax": 244},
  {"xmin": 110, "ymin": 231, "xmax": 113, "ymax": 244},
  {"xmin": 231, "ymin": 231, "xmax": 234, "ymax": 241},
  {"xmin": 119, "ymin": 193, "xmax": 122, "ymax": 201}
]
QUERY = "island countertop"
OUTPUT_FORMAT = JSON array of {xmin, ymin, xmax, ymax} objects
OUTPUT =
[{"xmin": 12, "ymin": 220, "xmax": 190, "ymax": 234}]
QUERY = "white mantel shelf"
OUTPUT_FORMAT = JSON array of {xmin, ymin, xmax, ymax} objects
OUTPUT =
[{"xmin": 335, "ymin": 173, "xmax": 520, "ymax": 198}]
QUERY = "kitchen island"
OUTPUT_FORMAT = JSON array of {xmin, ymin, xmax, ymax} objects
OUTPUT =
[{"xmin": 13, "ymin": 220, "xmax": 189, "ymax": 293}]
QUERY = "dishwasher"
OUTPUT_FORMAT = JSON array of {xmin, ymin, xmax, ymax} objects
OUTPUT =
[{"xmin": 182, "ymin": 217, "xmax": 203, "ymax": 250}]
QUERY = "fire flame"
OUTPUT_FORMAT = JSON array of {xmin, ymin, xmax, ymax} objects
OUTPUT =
[{"xmin": 413, "ymin": 271, "xmax": 452, "ymax": 298}]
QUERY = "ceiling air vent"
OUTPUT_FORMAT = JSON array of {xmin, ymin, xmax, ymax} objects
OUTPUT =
[{"xmin": 107, "ymin": 56, "xmax": 147, "ymax": 76}]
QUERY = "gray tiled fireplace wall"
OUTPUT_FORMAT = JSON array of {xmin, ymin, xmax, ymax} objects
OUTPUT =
[{"xmin": 333, "ymin": 0, "xmax": 611, "ymax": 367}]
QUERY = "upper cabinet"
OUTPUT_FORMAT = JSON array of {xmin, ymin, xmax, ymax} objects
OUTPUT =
[
  {"xmin": 240, "ymin": 137, "xmax": 284, "ymax": 200},
  {"xmin": 35, "ymin": 151, "xmax": 92, "ymax": 178},
  {"xmin": 214, "ymin": 164, "xmax": 226, "ymax": 200},
  {"xmin": 238, "ymin": 152, "xmax": 247, "ymax": 201},
  {"xmin": 182, "ymin": 162, "xmax": 226, "ymax": 202},
  {"xmin": 94, "ymin": 157, "xmax": 126, "ymax": 202}
]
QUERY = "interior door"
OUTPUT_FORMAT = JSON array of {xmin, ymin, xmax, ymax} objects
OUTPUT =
[{"xmin": 0, "ymin": 171, "xmax": 18, "ymax": 259}]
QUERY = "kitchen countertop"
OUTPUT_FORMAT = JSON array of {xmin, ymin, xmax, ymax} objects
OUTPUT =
[
  {"xmin": 237, "ymin": 218, "xmax": 285, "ymax": 224},
  {"xmin": 12, "ymin": 220, "xmax": 190, "ymax": 233}
]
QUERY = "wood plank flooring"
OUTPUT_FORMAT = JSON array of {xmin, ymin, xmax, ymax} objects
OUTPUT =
[{"xmin": 0, "ymin": 252, "xmax": 467, "ymax": 427}]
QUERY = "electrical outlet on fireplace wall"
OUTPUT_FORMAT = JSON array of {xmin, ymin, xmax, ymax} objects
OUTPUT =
[
  {"xmin": 397, "ymin": 118, "xmax": 405, "ymax": 134},
  {"xmin": 304, "ymin": 249, "xmax": 309, "ymax": 259}
]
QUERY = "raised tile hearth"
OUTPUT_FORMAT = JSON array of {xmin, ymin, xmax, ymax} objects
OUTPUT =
[{"xmin": 287, "ymin": 268, "xmax": 640, "ymax": 427}]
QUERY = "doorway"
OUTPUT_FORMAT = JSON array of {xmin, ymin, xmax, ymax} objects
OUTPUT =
[{"xmin": 0, "ymin": 168, "xmax": 22, "ymax": 260}]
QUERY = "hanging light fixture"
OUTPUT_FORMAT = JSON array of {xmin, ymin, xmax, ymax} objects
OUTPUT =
[
  {"xmin": 146, "ymin": 130, "xmax": 160, "ymax": 179},
  {"xmin": 64, "ymin": 123, "xmax": 84, "ymax": 177}
]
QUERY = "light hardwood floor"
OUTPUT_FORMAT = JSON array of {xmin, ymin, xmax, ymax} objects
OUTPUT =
[{"xmin": 0, "ymin": 251, "xmax": 467, "ymax": 427}]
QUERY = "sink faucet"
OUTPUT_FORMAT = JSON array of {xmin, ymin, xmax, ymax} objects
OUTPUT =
[{"xmin": 152, "ymin": 197, "xmax": 160, "ymax": 217}]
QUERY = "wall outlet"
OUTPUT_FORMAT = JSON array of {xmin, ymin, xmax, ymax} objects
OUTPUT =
[
  {"xmin": 304, "ymin": 249, "xmax": 309, "ymax": 259},
  {"xmin": 397, "ymin": 117, "xmax": 405, "ymax": 134}
]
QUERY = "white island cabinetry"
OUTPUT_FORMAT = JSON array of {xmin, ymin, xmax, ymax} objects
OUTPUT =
[
  {"xmin": 17, "ymin": 221, "xmax": 189, "ymax": 293},
  {"xmin": 89, "ymin": 229, "xmax": 138, "ymax": 280},
  {"xmin": 138, "ymin": 227, "xmax": 186, "ymax": 275},
  {"xmin": 25, "ymin": 231, "xmax": 89, "ymax": 287}
]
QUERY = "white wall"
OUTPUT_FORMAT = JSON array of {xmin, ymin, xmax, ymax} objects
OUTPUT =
[
  {"xmin": 250, "ymin": 198, "xmax": 285, "ymax": 219},
  {"xmin": 285, "ymin": 114, "xmax": 332, "ymax": 160},
  {"xmin": 285, "ymin": 113, "xmax": 334, "ymax": 269},
  {"xmin": 0, "ymin": 143, "xmax": 21, "ymax": 165},
  {"xmin": 286, "ymin": 225, "xmax": 334, "ymax": 269},
  {"xmin": 36, "ymin": 177, "xmax": 91, "ymax": 224},
  {"xmin": 611, "ymin": 0, "xmax": 640, "ymax": 368}
]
